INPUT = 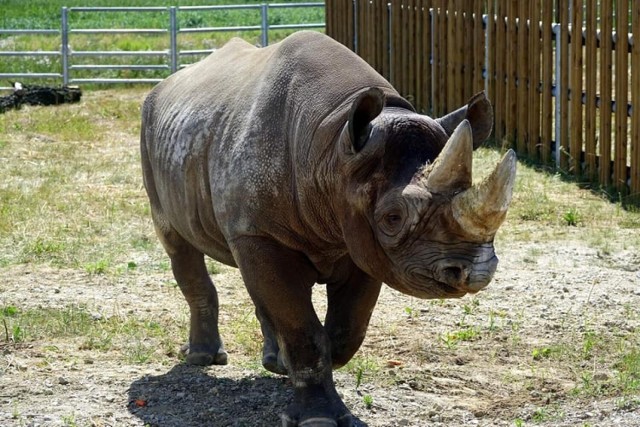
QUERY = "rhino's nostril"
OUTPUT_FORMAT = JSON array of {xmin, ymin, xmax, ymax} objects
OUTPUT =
[{"xmin": 441, "ymin": 265, "xmax": 469, "ymax": 286}]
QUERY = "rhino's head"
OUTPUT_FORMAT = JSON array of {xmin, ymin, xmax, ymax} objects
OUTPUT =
[{"xmin": 337, "ymin": 88, "xmax": 516, "ymax": 298}]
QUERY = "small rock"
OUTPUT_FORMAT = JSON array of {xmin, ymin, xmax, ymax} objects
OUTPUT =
[
  {"xmin": 397, "ymin": 419, "xmax": 410, "ymax": 426},
  {"xmin": 593, "ymin": 372, "xmax": 609, "ymax": 381},
  {"xmin": 58, "ymin": 377, "xmax": 69, "ymax": 385}
]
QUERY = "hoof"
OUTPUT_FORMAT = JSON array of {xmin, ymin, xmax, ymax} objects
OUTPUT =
[
  {"xmin": 262, "ymin": 352, "xmax": 287, "ymax": 375},
  {"xmin": 181, "ymin": 343, "xmax": 228, "ymax": 366},
  {"xmin": 281, "ymin": 414, "xmax": 353, "ymax": 427}
]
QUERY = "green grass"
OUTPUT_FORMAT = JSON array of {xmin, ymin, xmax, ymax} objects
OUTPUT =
[
  {"xmin": 1, "ymin": 303, "xmax": 182, "ymax": 363},
  {"xmin": 0, "ymin": 0, "xmax": 323, "ymax": 30}
]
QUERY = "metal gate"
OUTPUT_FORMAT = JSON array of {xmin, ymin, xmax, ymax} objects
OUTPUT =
[{"xmin": 0, "ymin": 2, "xmax": 325, "ymax": 89}]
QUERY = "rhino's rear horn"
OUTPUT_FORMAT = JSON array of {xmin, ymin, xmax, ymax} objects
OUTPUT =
[
  {"xmin": 437, "ymin": 91, "xmax": 493, "ymax": 149},
  {"xmin": 348, "ymin": 87, "xmax": 385, "ymax": 152},
  {"xmin": 422, "ymin": 119, "xmax": 473, "ymax": 193},
  {"xmin": 452, "ymin": 150, "xmax": 517, "ymax": 238}
]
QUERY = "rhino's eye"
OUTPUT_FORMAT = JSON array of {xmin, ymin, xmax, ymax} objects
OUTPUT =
[
  {"xmin": 385, "ymin": 213, "xmax": 402, "ymax": 227},
  {"xmin": 379, "ymin": 211, "xmax": 406, "ymax": 237}
]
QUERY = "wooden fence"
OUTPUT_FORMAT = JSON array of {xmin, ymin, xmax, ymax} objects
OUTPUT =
[{"xmin": 325, "ymin": 0, "xmax": 640, "ymax": 203}]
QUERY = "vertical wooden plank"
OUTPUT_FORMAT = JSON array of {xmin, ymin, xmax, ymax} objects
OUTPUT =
[
  {"xmin": 358, "ymin": 0, "xmax": 365, "ymax": 58},
  {"xmin": 528, "ymin": 0, "xmax": 541, "ymax": 160},
  {"xmin": 570, "ymin": 0, "xmax": 583, "ymax": 175},
  {"xmin": 614, "ymin": 0, "xmax": 629, "ymax": 193},
  {"xmin": 487, "ymin": 0, "xmax": 495, "ymax": 105},
  {"xmin": 423, "ymin": 0, "xmax": 433, "ymax": 114},
  {"xmin": 377, "ymin": 0, "xmax": 385, "ymax": 76},
  {"xmin": 463, "ymin": 1, "xmax": 473, "ymax": 101},
  {"xmin": 364, "ymin": 0, "xmax": 371, "ymax": 65},
  {"xmin": 558, "ymin": 0, "xmax": 570, "ymax": 170},
  {"xmin": 447, "ymin": 2, "xmax": 457, "ymax": 112},
  {"xmin": 370, "ymin": 0, "xmax": 378, "ymax": 72},
  {"xmin": 460, "ymin": 1, "xmax": 471, "ymax": 103},
  {"xmin": 440, "ymin": 0, "xmax": 448, "ymax": 115},
  {"xmin": 347, "ymin": 0, "xmax": 354, "ymax": 50},
  {"xmin": 391, "ymin": 0, "xmax": 401, "ymax": 89},
  {"xmin": 325, "ymin": 0, "xmax": 332, "ymax": 39},
  {"xmin": 516, "ymin": 0, "xmax": 529, "ymax": 154},
  {"xmin": 600, "ymin": 0, "xmax": 613, "ymax": 186},
  {"xmin": 408, "ymin": 0, "xmax": 417, "ymax": 105},
  {"xmin": 432, "ymin": 1, "xmax": 441, "ymax": 116},
  {"xmin": 434, "ymin": 0, "xmax": 447, "ymax": 116},
  {"xmin": 473, "ymin": 0, "xmax": 485, "ymax": 95},
  {"xmin": 340, "ymin": 0, "xmax": 348, "ymax": 47},
  {"xmin": 400, "ymin": 1, "xmax": 408, "ymax": 97},
  {"xmin": 381, "ymin": 0, "xmax": 390, "ymax": 80},
  {"xmin": 505, "ymin": 0, "xmax": 518, "ymax": 145},
  {"xmin": 632, "ymin": 0, "xmax": 640, "ymax": 202},
  {"xmin": 494, "ymin": 0, "xmax": 506, "ymax": 141},
  {"xmin": 540, "ymin": 0, "xmax": 552, "ymax": 163},
  {"xmin": 458, "ymin": 0, "xmax": 467, "ymax": 105},
  {"xmin": 414, "ymin": 0, "xmax": 423, "ymax": 112},
  {"xmin": 584, "ymin": 0, "xmax": 597, "ymax": 179},
  {"xmin": 331, "ymin": 0, "xmax": 338, "ymax": 41}
]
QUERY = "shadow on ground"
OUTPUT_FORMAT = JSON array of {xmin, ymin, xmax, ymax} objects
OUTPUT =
[{"xmin": 127, "ymin": 363, "xmax": 368, "ymax": 427}]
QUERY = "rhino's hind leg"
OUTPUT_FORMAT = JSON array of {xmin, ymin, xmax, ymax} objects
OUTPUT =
[
  {"xmin": 155, "ymin": 222, "xmax": 227, "ymax": 366},
  {"xmin": 256, "ymin": 307, "xmax": 288, "ymax": 375}
]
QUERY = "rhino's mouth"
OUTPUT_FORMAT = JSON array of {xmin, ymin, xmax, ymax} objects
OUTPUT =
[{"xmin": 408, "ymin": 270, "xmax": 469, "ymax": 298}]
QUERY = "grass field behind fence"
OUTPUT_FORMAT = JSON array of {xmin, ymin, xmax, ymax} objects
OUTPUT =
[{"xmin": 0, "ymin": 0, "xmax": 325, "ymax": 84}]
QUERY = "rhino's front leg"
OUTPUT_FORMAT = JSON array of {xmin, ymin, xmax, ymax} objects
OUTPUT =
[
  {"xmin": 231, "ymin": 236, "xmax": 353, "ymax": 427},
  {"xmin": 325, "ymin": 268, "xmax": 382, "ymax": 368}
]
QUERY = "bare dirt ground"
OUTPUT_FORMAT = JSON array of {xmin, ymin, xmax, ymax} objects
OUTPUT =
[
  {"xmin": 1, "ymin": 240, "xmax": 639, "ymax": 427},
  {"xmin": 1, "ymin": 90, "xmax": 639, "ymax": 426}
]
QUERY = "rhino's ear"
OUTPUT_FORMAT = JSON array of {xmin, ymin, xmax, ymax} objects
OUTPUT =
[
  {"xmin": 348, "ymin": 87, "xmax": 385, "ymax": 153},
  {"xmin": 436, "ymin": 91, "xmax": 493, "ymax": 149}
]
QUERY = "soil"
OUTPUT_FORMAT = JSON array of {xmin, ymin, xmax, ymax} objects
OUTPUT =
[{"xmin": 1, "ymin": 239, "xmax": 639, "ymax": 427}]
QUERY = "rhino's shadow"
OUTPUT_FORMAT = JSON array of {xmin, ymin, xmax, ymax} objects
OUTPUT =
[{"xmin": 127, "ymin": 363, "xmax": 368, "ymax": 427}]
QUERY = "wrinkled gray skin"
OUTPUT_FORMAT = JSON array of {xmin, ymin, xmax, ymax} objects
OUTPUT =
[{"xmin": 141, "ymin": 31, "xmax": 510, "ymax": 427}]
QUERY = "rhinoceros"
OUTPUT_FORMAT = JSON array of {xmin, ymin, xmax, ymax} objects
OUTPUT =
[{"xmin": 140, "ymin": 31, "xmax": 516, "ymax": 426}]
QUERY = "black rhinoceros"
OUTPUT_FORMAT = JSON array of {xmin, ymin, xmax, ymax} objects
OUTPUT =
[{"xmin": 141, "ymin": 31, "xmax": 516, "ymax": 426}]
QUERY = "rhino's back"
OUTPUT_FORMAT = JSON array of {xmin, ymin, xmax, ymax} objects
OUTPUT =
[{"xmin": 142, "ymin": 32, "xmax": 399, "ymax": 259}]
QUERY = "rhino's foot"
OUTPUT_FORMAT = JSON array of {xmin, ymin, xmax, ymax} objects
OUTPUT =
[
  {"xmin": 281, "ymin": 385, "xmax": 353, "ymax": 427},
  {"xmin": 180, "ymin": 343, "xmax": 228, "ymax": 366},
  {"xmin": 262, "ymin": 351, "xmax": 288, "ymax": 375},
  {"xmin": 282, "ymin": 414, "xmax": 353, "ymax": 427}
]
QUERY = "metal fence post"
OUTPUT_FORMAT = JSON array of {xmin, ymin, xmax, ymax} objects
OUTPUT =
[
  {"xmin": 169, "ymin": 6, "xmax": 178, "ymax": 73},
  {"xmin": 61, "ymin": 7, "xmax": 69, "ymax": 85},
  {"xmin": 353, "ymin": 0, "xmax": 358, "ymax": 54},
  {"xmin": 387, "ymin": 2, "xmax": 392, "ymax": 84},
  {"xmin": 554, "ymin": 23, "xmax": 561, "ymax": 166},
  {"xmin": 260, "ymin": 4, "xmax": 268, "ymax": 47}
]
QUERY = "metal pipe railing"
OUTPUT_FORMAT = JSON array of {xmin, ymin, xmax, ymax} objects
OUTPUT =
[{"xmin": 0, "ymin": 2, "xmax": 325, "ymax": 89}]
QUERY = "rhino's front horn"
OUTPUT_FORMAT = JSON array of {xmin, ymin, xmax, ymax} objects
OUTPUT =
[
  {"xmin": 424, "ymin": 119, "xmax": 473, "ymax": 193},
  {"xmin": 452, "ymin": 150, "xmax": 517, "ymax": 238}
]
